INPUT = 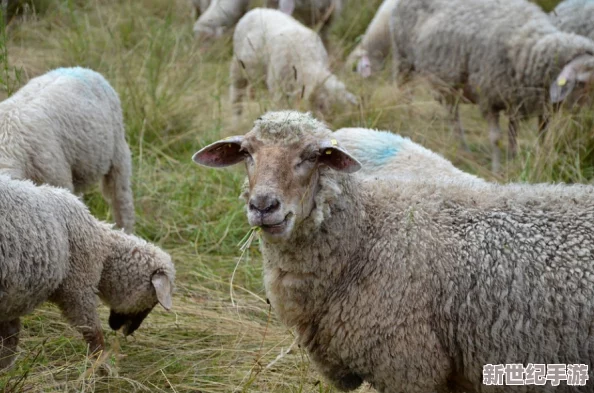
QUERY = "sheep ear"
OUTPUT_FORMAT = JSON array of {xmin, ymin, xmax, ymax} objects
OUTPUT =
[
  {"xmin": 192, "ymin": 136, "xmax": 245, "ymax": 168},
  {"xmin": 550, "ymin": 63, "xmax": 577, "ymax": 103},
  {"xmin": 357, "ymin": 55, "xmax": 372, "ymax": 78},
  {"xmin": 318, "ymin": 140, "xmax": 362, "ymax": 173},
  {"xmin": 279, "ymin": 0, "xmax": 295, "ymax": 15},
  {"xmin": 151, "ymin": 272, "xmax": 173, "ymax": 311}
]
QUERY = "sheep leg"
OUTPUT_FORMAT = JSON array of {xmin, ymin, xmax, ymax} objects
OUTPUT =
[
  {"xmin": 508, "ymin": 116, "xmax": 519, "ymax": 159},
  {"xmin": 487, "ymin": 111, "xmax": 502, "ymax": 172},
  {"xmin": 51, "ymin": 290, "xmax": 105, "ymax": 355},
  {"xmin": 101, "ymin": 153, "xmax": 135, "ymax": 234},
  {"xmin": 0, "ymin": 318, "xmax": 20, "ymax": 370},
  {"xmin": 230, "ymin": 58, "xmax": 248, "ymax": 119},
  {"xmin": 449, "ymin": 102, "xmax": 469, "ymax": 152}
]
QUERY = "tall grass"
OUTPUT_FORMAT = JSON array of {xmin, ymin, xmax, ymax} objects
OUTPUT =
[{"xmin": 0, "ymin": 0, "xmax": 591, "ymax": 391}]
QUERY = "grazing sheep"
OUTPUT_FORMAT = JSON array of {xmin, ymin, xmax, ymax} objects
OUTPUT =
[
  {"xmin": 334, "ymin": 127, "xmax": 484, "ymax": 184},
  {"xmin": 190, "ymin": 0, "xmax": 211, "ymax": 19},
  {"xmin": 267, "ymin": 0, "xmax": 342, "ymax": 45},
  {"xmin": 231, "ymin": 8, "xmax": 357, "ymax": 118},
  {"xmin": 193, "ymin": 0, "xmax": 250, "ymax": 41},
  {"xmin": 0, "ymin": 175, "xmax": 175, "ymax": 370},
  {"xmin": 193, "ymin": 110, "xmax": 594, "ymax": 393},
  {"xmin": 346, "ymin": 0, "xmax": 399, "ymax": 78},
  {"xmin": 550, "ymin": 0, "xmax": 594, "ymax": 42},
  {"xmin": 0, "ymin": 67, "xmax": 135, "ymax": 233},
  {"xmin": 391, "ymin": 0, "xmax": 594, "ymax": 172}
]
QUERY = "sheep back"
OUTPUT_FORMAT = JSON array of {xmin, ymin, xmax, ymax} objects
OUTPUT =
[
  {"xmin": 0, "ymin": 67, "xmax": 126, "ymax": 193},
  {"xmin": 0, "ymin": 176, "xmax": 94, "ymax": 320},
  {"xmin": 551, "ymin": 0, "xmax": 594, "ymax": 41},
  {"xmin": 392, "ymin": 0, "xmax": 594, "ymax": 116},
  {"xmin": 233, "ymin": 8, "xmax": 330, "ymax": 99}
]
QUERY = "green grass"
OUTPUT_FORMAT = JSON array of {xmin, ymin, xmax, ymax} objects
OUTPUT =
[{"xmin": 0, "ymin": 0, "xmax": 590, "ymax": 391}]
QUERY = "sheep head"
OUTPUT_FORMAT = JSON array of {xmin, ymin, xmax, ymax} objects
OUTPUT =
[
  {"xmin": 311, "ymin": 75, "xmax": 358, "ymax": 115},
  {"xmin": 550, "ymin": 54, "xmax": 594, "ymax": 105},
  {"xmin": 100, "ymin": 237, "xmax": 175, "ymax": 336},
  {"xmin": 192, "ymin": 111, "xmax": 361, "ymax": 241}
]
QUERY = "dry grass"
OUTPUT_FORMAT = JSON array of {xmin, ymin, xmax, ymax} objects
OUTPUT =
[{"xmin": 0, "ymin": 0, "xmax": 591, "ymax": 392}]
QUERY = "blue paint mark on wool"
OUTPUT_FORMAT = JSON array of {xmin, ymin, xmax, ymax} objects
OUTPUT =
[
  {"xmin": 50, "ymin": 67, "xmax": 116, "ymax": 97},
  {"xmin": 358, "ymin": 130, "xmax": 404, "ymax": 165},
  {"xmin": 50, "ymin": 67, "xmax": 94, "ymax": 82}
]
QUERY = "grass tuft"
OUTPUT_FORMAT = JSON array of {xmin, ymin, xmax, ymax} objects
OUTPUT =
[{"xmin": 0, "ymin": 0, "xmax": 586, "ymax": 392}]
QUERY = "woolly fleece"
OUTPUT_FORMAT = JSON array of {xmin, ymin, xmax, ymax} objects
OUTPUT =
[
  {"xmin": 231, "ymin": 8, "xmax": 356, "ymax": 117},
  {"xmin": 243, "ymin": 111, "xmax": 594, "ymax": 392},
  {"xmin": 0, "ymin": 67, "xmax": 135, "ymax": 233},
  {"xmin": 0, "ymin": 176, "xmax": 175, "ymax": 369}
]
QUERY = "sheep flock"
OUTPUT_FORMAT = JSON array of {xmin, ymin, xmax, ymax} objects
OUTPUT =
[{"xmin": 1, "ymin": 0, "xmax": 594, "ymax": 392}]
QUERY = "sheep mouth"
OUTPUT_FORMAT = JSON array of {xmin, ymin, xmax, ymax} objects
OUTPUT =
[
  {"xmin": 109, "ymin": 308, "xmax": 153, "ymax": 336},
  {"xmin": 260, "ymin": 213, "xmax": 292, "ymax": 235}
]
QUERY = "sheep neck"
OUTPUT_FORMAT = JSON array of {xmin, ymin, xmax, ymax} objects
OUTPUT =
[
  {"xmin": 96, "ymin": 227, "xmax": 133, "ymax": 307},
  {"xmin": 259, "ymin": 172, "xmax": 365, "ymax": 335}
]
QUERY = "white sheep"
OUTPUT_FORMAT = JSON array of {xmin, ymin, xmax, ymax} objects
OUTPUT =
[
  {"xmin": 193, "ymin": 0, "xmax": 250, "ymax": 41},
  {"xmin": 193, "ymin": 110, "xmax": 594, "ymax": 393},
  {"xmin": 391, "ymin": 0, "xmax": 594, "ymax": 172},
  {"xmin": 231, "ymin": 8, "xmax": 357, "ymax": 118},
  {"xmin": 550, "ymin": 0, "xmax": 594, "ymax": 42},
  {"xmin": 346, "ymin": 0, "xmax": 399, "ymax": 78},
  {"xmin": 268, "ymin": 0, "xmax": 342, "ymax": 45},
  {"xmin": 0, "ymin": 67, "xmax": 135, "ymax": 233},
  {"xmin": 333, "ymin": 127, "xmax": 484, "ymax": 184},
  {"xmin": 0, "ymin": 175, "xmax": 175, "ymax": 370}
]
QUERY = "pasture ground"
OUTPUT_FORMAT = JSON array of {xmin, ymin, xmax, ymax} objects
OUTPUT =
[{"xmin": 0, "ymin": 0, "xmax": 591, "ymax": 391}]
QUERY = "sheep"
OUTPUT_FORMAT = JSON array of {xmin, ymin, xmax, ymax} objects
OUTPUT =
[
  {"xmin": 333, "ymin": 127, "xmax": 484, "ymax": 184},
  {"xmin": 0, "ymin": 175, "xmax": 175, "ymax": 370},
  {"xmin": 231, "ymin": 8, "xmax": 357, "ymax": 119},
  {"xmin": 193, "ymin": 110, "xmax": 594, "ymax": 393},
  {"xmin": 345, "ymin": 0, "xmax": 399, "ymax": 78},
  {"xmin": 192, "ymin": 0, "xmax": 250, "ymax": 41},
  {"xmin": 0, "ymin": 67, "xmax": 135, "ymax": 233},
  {"xmin": 190, "ymin": 0, "xmax": 211, "ymax": 19},
  {"xmin": 550, "ymin": 0, "xmax": 594, "ymax": 42},
  {"xmin": 390, "ymin": 0, "xmax": 594, "ymax": 172},
  {"xmin": 267, "ymin": 0, "xmax": 342, "ymax": 45}
]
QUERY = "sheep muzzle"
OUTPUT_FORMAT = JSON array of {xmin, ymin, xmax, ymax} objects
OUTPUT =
[{"xmin": 108, "ymin": 307, "xmax": 154, "ymax": 336}]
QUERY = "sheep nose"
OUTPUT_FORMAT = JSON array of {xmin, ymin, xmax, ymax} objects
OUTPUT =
[{"xmin": 249, "ymin": 195, "xmax": 280, "ymax": 215}]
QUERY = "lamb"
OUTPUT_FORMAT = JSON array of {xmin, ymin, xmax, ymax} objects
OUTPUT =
[
  {"xmin": 190, "ymin": 0, "xmax": 211, "ymax": 19},
  {"xmin": 0, "ymin": 175, "xmax": 175, "ymax": 370},
  {"xmin": 390, "ymin": 0, "xmax": 594, "ymax": 172},
  {"xmin": 0, "ymin": 67, "xmax": 135, "ymax": 233},
  {"xmin": 231, "ymin": 8, "xmax": 357, "ymax": 118},
  {"xmin": 550, "ymin": 0, "xmax": 594, "ymax": 42},
  {"xmin": 192, "ymin": 0, "xmax": 250, "ymax": 41},
  {"xmin": 193, "ymin": 110, "xmax": 594, "ymax": 393},
  {"xmin": 267, "ymin": 0, "xmax": 342, "ymax": 45},
  {"xmin": 333, "ymin": 127, "xmax": 484, "ymax": 184},
  {"xmin": 345, "ymin": 0, "xmax": 399, "ymax": 78}
]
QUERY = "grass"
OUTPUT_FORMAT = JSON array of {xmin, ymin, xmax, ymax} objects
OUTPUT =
[{"xmin": 0, "ymin": 0, "xmax": 591, "ymax": 391}]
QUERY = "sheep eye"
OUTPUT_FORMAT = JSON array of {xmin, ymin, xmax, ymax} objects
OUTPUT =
[
  {"xmin": 297, "ymin": 155, "xmax": 317, "ymax": 167},
  {"xmin": 241, "ymin": 150, "xmax": 254, "ymax": 165}
]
